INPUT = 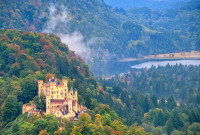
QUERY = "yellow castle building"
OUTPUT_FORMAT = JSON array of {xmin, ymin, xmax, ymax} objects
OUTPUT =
[{"xmin": 23, "ymin": 77, "xmax": 85, "ymax": 119}]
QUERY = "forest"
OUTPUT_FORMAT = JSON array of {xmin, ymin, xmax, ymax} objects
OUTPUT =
[
  {"xmin": 97, "ymin": 65, "xmax": 200, "ymax": 134},
  {"xmin": 0, "ymin": 0, "xmax": 199, "ymax": 75},
  {"xmin": 0, "ymin": 0, "xmax": 199, "ymax": 134},
  {"xmin": 0, "ymin": 29, "xmax": 150, "ymax": 135}
]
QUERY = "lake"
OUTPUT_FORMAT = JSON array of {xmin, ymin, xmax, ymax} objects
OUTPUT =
[{"xmin": 131, "ymin": 60, "xmax": 200, "ymax": 69}]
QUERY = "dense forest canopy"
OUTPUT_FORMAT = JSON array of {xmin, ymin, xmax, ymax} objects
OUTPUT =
[
  {"xmin": 0, "ymin": 0, "xmax": 199, "ymax": 75},
  {"xmin": 0, "ymin": 0, "xmax": 200, "ymax": 134},
  {"xmin": 104, "ymin": 0, "xmax": 192, "ymax": 10},
  {"xmin": 0, "ymin": 29, "xmax": 151, "ymax": 135},
  {"xmin": 97, "ymin": 64, "xmax": 200, "ymax": 134}
]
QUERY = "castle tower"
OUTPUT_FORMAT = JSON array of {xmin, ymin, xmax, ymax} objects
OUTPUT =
[
  {"xmin": 68, "ymin": 99, "xmax": 72, "ymax": 114},
  {"xmin": 50, "ymin": 80, "xmax": 56, "ymax": 99},
  {"xmin": 75, "ymin": 89, "xmax": 78, "ymax": 100},
  {"xmin": 75, "ymin": 89, "xmax": 78, "ymax": 112},
  {"xmin": 46, "ymin": 94, "xmax": 51, "ymax": 115},
  {"xmin": 70, "ymin": 88, "xmax": 73, "ymax": 95},
  {"xmin": 38, "ymin": 80, "xmax": 43, "ymax": 95},
  {"xmin": 63, "ymin": 79, "xmax": 68, "ymax": 92}
]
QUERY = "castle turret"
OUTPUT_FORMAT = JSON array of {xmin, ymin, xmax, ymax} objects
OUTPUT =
[
  {"xmin": 68, "ymin": 99, "xmax": 72, "ymax": 114},
  {"xmin": 46, "ymin": 94, "xmax": 51, "ymax": 115},
  {"xmin": 75, "ymin": 89, "xmax": 78, "ymax": 100},
  {"xmin": 38, "ymin": 80, "xmax": 43, "ymax": 95},
  {"xmin": 70, "ymin": 87, "xmax": 73, "ymax": 95},
  {"xmin": 75, "ymin": 89, "xmax": 78, "ymax": 112},
  {"xmin": 63, "ymin": 79, "xmax": 68, "ymax": 92}
]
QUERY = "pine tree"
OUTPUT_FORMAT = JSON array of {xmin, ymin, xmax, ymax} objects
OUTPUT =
[
  {"xmin": 166, "ymin": 119, "xmax": 173, "ymax": 135},
  {"xmin": 144, "ymin": 96, "xmax": 149, "ymax": 113},
  {"xmin": 151, "ymin": 94, "xmax": 158, "ymax": 108},
  {"xmin": 172, "ymin": 111, "xmax": 183, "ymax": 129},
  {"xmin": 154, "ymin": 111, "xmax": 164, "ymax": 127},
  {"xmin": 2, "ymin": 95, "xmax": 22, "ymax": 123},
  {"xmin": 159, "ymin": 98, "xmax": 165, "ymax": 107},
  {"xmin": 166, "ymin": 95, "xmax": 177, "ymax": 110}
]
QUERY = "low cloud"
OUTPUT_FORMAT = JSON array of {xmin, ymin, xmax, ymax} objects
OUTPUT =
[
  {"xmin": 41, "ymin": 3, "xmax": 118, "ymax": 76},
  {"xmin": 42, "ymin": 4, "xmax": 90, "ymax": 62}
]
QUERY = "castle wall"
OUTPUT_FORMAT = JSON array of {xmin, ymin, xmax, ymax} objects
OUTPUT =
[
  {"xmin": 38, "ymin": 77, "xmax": 78, "ymax": 118},
  {"xmin": 22, "ymin": 104, "xmax": 36, "ymax": 114}
]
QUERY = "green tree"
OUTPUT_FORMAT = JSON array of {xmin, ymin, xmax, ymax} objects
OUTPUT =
[
  {"xmin": 34, "ymin": 118, "xmax": 48, "ymax": 134},
  {"xmin": 172, "ymin": 111, "xmax": 183, "ymax": 130},
  {"xmin": 151, "ymin": 94, "xmax": 158, "ymax": 108},
  {"xmin": 159, "ymin": 98, "xmax": 165, "ymax": 108},
  {"xmin": 19, "ymin": 75, "xmax": 38, "ymax": 103},
  {"xmin": 128, "ymin": 124, "xmax": 149, "ymax": 135},
  {"xmin": 85, "ymin": 95, "xmax": 92, "ymax": 109},
  {"xmin": 154, "ymin": 111, "xmax": 164, "ymax": 127},
  {"xmin": 166, "ymin": 96, "xmax": 177, "ymax": 110},
  {"xmin": 111, "ymin": 120, "xmax": 128, "ymax": 135},
  {"xmin": 34, "ymin": 93, "xmax": 46, "ymax": 112},
  {"xmin": 144, "ymin": 96, "xmax": 150, "ymax": 113},
  {"xmin": 166, "ymin": 119, "xmax": 173, "ymax": 135},
  {"xmin": 12, "ymin": 123, "xmax": 20, "ymax": 133},
  {"xmin": 103, "ymin": 113, "xmax": 112, "ymax": 126},
  {"xmin": 2, "ymin": 95, "xmax": 22, "ymax": 123}
]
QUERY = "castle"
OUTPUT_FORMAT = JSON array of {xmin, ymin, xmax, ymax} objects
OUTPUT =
[{"xmin": 23, "ymin": 77, "xmax": 85, "ymax": 119}]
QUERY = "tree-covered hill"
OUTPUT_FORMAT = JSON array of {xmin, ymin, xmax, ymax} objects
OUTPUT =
[
  {"xmin": 0, "ymin": 29, "xmax": 151, "ymax": 134},
  {"xmin": 0, "ymin": 29, "xmax": 95, "ymax": 109},
  {"xmin": 97, "ymin": 64, "xmax": 200, "ymax": 134},
  {"xmin": 104, "ymin": 0, "xmax": 192, "ymax": 10},
  {"xmin": 126, "ymin": 1, "xmax": 200, "ymax": 52},
  {"xmin": 1, "ymin": 0, "xmax": 199, "ymax": 76}
]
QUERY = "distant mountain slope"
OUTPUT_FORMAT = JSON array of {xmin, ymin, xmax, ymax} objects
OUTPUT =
[
  {"xmin": 0, "ymin": 0, "xmax": 199, "ymax": 75},
  {"xmin": 104, "ymin": 0, "xmax": 191, "ymax": 10},
  {"xmin": 126, "ymin": 2, "xmax": 200, "ymax": 51}
]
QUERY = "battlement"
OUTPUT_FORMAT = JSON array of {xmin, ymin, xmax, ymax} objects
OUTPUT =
[
  {"xmin": 38, "ymin": 80, "xmax": 43, "ymax": 84},
  {"xmin": 50, "ymin": 81, "xmax": 56, "ymax": 86}
]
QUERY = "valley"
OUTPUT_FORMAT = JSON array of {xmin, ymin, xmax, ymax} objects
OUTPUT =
[{"xmin": 0, "ymin": 0, "xmax": 199, "ymax": 134}]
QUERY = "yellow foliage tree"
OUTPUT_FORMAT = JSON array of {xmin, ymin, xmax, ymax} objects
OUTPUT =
[{"xmin": 39, "ymin": 130, "xmax": 49, "ymax": 135}]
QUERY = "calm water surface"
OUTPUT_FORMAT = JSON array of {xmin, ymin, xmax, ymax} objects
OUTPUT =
[{"xmin": 131, "ymin": 60, "xmax": 200, "ymax": 69}]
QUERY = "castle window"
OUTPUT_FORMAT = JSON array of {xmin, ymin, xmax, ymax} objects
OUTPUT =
[
  {"xmin": 57, "ymin": 91, "xmax": 58, "ymax": 93},
  {"xmin": 41, "ymin": 90, "xmax": 42, "ymax": 92},
  {"xmin": 46, "ymin": 90, "xmax": 48, "ymax": 93},
  {"xmin": 52, "ymin": 92, "xmax": 53, "ymax": 94},
  {"xmin": 52, "ymin": 96, "xmax": 53, "ymax": 99},
  {"xmin": 48, "ymin": 106, "xmax": 49, "ymax": 108},
  {"xmin": 65, "ymin": 89, "xmax": 66, "ymax": 92},
  {"xmin": 57, "ymin": 95, "xmax": 59, "ymax": 98}
]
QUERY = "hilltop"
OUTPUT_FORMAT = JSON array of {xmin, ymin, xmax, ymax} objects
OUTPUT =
[{"xmin": 0, "ymin": 29, "xmax": 151, "ymax": 134}]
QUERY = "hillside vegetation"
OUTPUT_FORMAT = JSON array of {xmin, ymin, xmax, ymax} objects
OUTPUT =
[
  {"xmin": 0, "ymin": 29, "xmax": 151, "ymax": 135},
  {"xmin": 0, "ymin": 0, "xmax": 199, "ymax": 75},
  {"xmin": 98, "ymin": 64, "xmax": 200, "ymax": 134}
]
